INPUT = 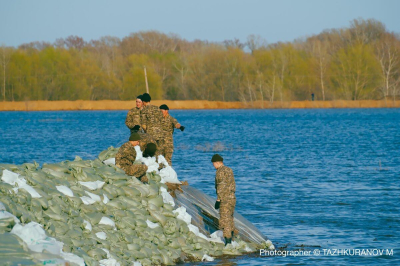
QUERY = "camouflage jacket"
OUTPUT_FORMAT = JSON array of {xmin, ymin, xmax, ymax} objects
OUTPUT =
[
  {"xmin": 125, "ymin": 107, "xmax": 142, "ymax": 133},
  {"xmin": 115, "ymin": 141, "xmax": 138, "ymax": 170},
  {"xmin": 140, "ymin": 104, "xmax": 163, "ymax": 140},
  {"xmin": 160, "ymin": 114, "xmax": 179, "ymax": 141},
  {"xmin": 215, "ymin": 165, "xmax": 236, "ymax": 202}
]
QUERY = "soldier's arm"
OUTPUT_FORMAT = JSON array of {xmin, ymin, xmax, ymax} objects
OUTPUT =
[
  {"xmin": 140, "ymin": 109, "xmax": 147, "ymax": 131},
  {"xmin": 216, "ymin": 170, "xmax": 229, "ymax": 202},
  {"xmin": 171, "ymin": 116, "xmax": 181, "ymax": 129},
  {"xmin": 125, "ymin": 110, "xmax": 136, "ymax": 129}
]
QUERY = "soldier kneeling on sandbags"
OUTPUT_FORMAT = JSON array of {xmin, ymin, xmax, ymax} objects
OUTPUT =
[{"xmin": 115, "ymin": 132, "xmax": 149, "ymax": 183}]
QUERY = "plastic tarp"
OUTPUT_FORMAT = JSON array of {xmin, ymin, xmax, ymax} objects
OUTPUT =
[{"xmin": 174, "ymin": 185, "xmax": 269, "ymax": 245}]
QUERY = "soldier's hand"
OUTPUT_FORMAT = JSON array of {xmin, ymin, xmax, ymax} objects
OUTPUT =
[
  {"xmin": 133, "ymin": 125, "xmax": 140, "ymax": 131},
  {"xmin": 214, "ymin": 201, "xmax": 220, "ymax": 210},
  {"xmin": 180, "ymin": 126, "xmax": 185, "ymax": 132}
]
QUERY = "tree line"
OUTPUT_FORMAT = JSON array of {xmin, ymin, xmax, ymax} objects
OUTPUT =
[{"xmin": 1, "ymin": 18, "xmax": 399, "ymax": 102}]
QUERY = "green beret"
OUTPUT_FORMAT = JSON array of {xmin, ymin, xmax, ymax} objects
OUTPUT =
[
  {"xmin": 211, "ymin": 154, "xmax": 223, "ymax": 162},
  {"xmin": 159, "ymin": 104, "xmax": 169, "ymax": 110},
  {"xmin": 142, "ymin": 93, "xmax": 151, "ymax": 102},
  {"xmin": 129, "ymin": 133, "xmax": 141, "ymax": 141}
]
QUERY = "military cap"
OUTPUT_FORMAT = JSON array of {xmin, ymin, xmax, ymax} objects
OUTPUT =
[
  {"xmin": 159, "ymin": 104, "xmax": 169, "ymax": 110},
  {"xmin": 129, "ymin": 132, "xmax": 141, "ymax": 141},
  {"xmin": 141, "ymin": 93, "xmax": 151, "ymax": 102},
  {"xmin": 211, "ymin": 154, "xmax": 223, "ymax": 162}
]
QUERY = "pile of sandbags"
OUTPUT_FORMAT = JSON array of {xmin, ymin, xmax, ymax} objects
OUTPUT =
[{"xmin": 0, "ymin": 148, "xmax": 272, "ymax": 265}]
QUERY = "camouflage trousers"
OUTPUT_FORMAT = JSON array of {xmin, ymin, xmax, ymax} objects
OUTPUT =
[
  {"xmin": 124, "ymin": 164, "xmax": 148, "ymax": 181},
  {"xmin": 219, "ymin": 198, "xmax": 236, "ymax": 238},
  {"xmin": 159, "ymin": 139, "xmax": 174, "ymax": 166}
]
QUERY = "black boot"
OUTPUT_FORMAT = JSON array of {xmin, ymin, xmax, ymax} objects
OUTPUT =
[{"xmin": 224, "ymin": 237, "xmax": 232, "ymax": 246}]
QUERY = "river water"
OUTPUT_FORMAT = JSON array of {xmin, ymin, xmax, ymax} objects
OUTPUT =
[{"xmin": 0, "ymin": 109, "xmax": 399, "ymax": 265}]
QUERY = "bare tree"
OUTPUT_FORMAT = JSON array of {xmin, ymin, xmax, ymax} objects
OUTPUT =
[
  {"xmin": 223, "ymin": 38, "xmax": 245, "ymax": 50},
  {"xmin": 246, "ymin": 35, "xmax": 267, "ymax": 54},
  {"xmin": 311, "ymin": 39, "xmax": 330, "ymax": 100},
  {"xmin": 375, "ymin": 34, "xmax": 399, "ymax": 100},
  {"xmin": 0, "ymin": 45, "xmax": 12, "ymax": 101}
]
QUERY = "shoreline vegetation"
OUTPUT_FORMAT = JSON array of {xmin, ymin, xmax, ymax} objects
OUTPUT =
[
  {"xmin": 1, "ymin": 19, "xmax": 400, "ymax": 104},
  {"xmin": 1, "ymin": 100, "xmax": 399, "ymax": 111}
]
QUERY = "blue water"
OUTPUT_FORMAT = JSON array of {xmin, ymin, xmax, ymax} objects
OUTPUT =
[{"xmin": 0, "ymin": 109, "xmax": 399, "ymax": 265}]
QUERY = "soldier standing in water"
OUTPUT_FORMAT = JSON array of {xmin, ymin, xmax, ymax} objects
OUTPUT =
[{"xmin": 212, "ymin": 154, "xmax": 236, "ymax": 245}]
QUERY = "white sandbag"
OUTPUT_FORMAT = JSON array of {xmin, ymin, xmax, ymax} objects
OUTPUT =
[
  {"xmin": 173, "ymin": 206, "xmax": 191, "ymax": 225},
  {"xmin": 80, "ymin": 196, "xmax": 96, "ymax": 205},
  {"xmin": 79, "ymin": 181, "xmax": 105, "ymax": 190},
  {"xmin": 11, "ymin": 222, "xmax": 63, "ymax": 255},
  {"xmin": 99, "ymin": 217, "xmax": 116, "ymax": 230},
  {"xmin": 140, "ymin": 156, "xmax": 159, "ymax": 173},
  {"xmin": 1, "ymin": 169, "xmax": 19, "ymax": 184},
  {"xmin": 0, "ymin": 210, "xmax": 20, "ymax": 224},
  {"xmin": 209, "ymin": 230, "xmax": 224, "ymax": 243},
  {"xmin": 159, "ymin": 187, "xmax": 175, "ymax": 207},
  {"xmin": 60, "ymin": 251, "xmax": 85, "ymax": 266},
  {"xmin": 132, "ymin": 261, "xmax": 142, "ymax": 266},
  {"xmin": 188, "ymin": 224, "xmax": 208, "ymax": 240},
  {"xmin": 134, "ymin": 146, "xmax": 143, "ymax": 161},
  {"xmin": 85, "ymin": 191, "xmax": 101, "ymax": 202},
  {"xmin": 159, "ymin": 166, "xmax": 181, "ymax": 184},
  {"xmin": 146, "ymin": 219, "xmax": 159, "ymax": 229},
  {"xmin": 56, "ymin": 185, "xmax": 74, "ymax": 197},
  {"xmin": 265, "ymin": 240, "xmax": 275, "ymax": 250},
  {"xmin": 83, "ymin": 220, "xmax": 92, "ymax": 231},
  {"xmin": 2, "ymin": 170, "xmax": 42, "ymax": 198},
  {"xmin": 103, "ymin": 194, "xmax": 109, "ymax": 204},
  {"xmin": 202, "ymin": 254, "xmax": 214, "ymax": 262},
  {"xmin": 100, "ymin": 249, "xmax": 121, "ymax": 266},
  {"xmin": 157, "ymin": 155, "xmax": 169, "ymax": 167},
  {"xmin": 96, "ymin": 232, "xmax": 107, "ymax": 240},
  {"xmin": 14, "ymin": 184, "xmax": 42, "ymax": 198},
  {"xmin": 103, "ymin": 158, "xmax": 116, "ymax": 166}
]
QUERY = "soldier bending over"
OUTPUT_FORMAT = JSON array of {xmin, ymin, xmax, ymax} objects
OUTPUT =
[{"xmin": 115, "ymin": 132, "xmax": 148, "ymax": 183}]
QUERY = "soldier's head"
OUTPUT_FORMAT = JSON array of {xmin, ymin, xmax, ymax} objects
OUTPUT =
[
  {"xmin": 142, "ymin": 93, "xmax": 151, "ymax": 106},
  {"xmin": 143, "ymin": 143, "xmax": 157, "ymax": 158},
  {"xmin": 159, "ymin": 104, "xmax": 169, "ymax": 117},
  {"xmin": 129, "ymin": 132, "xmax": 141, "ymax": 146},
  {"xmin": 136, "ymin": 95, "xmax": 143, "ymax": 108},
  {"xmin": 211, "ymin": 154, "xmax": 224, "ymax": 169}
]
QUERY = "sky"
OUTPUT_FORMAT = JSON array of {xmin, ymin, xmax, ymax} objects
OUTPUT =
[{"xmin": 1, "ymin": 0, "xmax": 399, "ymax": 47}]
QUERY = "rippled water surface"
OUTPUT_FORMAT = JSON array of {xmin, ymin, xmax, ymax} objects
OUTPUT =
[{"xmin": 0, "ymin": 109, "xmax": 399, "ymax": 265}]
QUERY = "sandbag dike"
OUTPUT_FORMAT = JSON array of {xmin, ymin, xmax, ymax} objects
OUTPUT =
[{"xmin": 0, "ymin": 147, "xmax": 274, "ymax": 266}]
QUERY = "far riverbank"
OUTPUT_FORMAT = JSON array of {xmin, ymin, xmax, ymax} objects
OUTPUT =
[{"xmin": 0, "ymin": 100, "xmax": 399, "ymax": 111}]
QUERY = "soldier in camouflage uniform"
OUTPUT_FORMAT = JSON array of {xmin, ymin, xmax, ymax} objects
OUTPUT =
[
  {"xmin": 159, "ymin": 104, "xmax": 185, "ymax": 165},
  {"xmin": 212, "ymin": 154, "xmax": 236, "ymax": 245},
  {"xmin": 140, "ymin": 93, "xmax": 164, "ymax": 151},
  {"xmin": 138, "ymin": 132, "xmax": 161, "ymax": 157},
  {"xmin": 115, "ymin": 132, "xmax": 149, "ymax": 183},
  {"xmin": 125, "ymin": 95, "xmax": 144, "ymax": 134}
]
